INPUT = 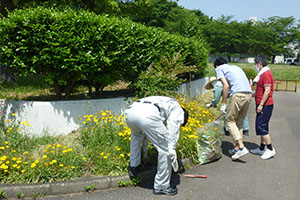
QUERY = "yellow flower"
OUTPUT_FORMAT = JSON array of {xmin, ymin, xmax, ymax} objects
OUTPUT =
[
  {"xmin": 103, "ymin": 156, "xmax": 108, "ymax": 159},
  {"xmin": 71, "ymin": 166, "xmax": 75, "ymax": 169},
  {"xmin": 42, "ymin": 155, "xmax": 48, "ymax": 159},
  {"xmin": 12, "ymin": 164, "xmax": 18, "ymax": 168},
  {"xmin": 0, "ymin": 156, "xmax": 8, "ymax": 161},
  {"xmin": 31, "ymin": 163, "xmax": 37, "ymax": 168},
  {"xmin": 4, "ymin": 141, "xmax": 8, "ymax": 144},
  {"xmin": 12, "ymin": 157, "xmax": 17, "ymax": 161},
  {"xmin": 59, "ymin": 164, "xmax": 64, "ymax": 167},
  {"xmin": 0, "ymin": 146, "xmax": 5, "ymax": 150},
  {"xmin": 16, "ymin": 160, "xmax": 22, "ymax": 164},
  {"xmin": 21, "ymin": 169, "xmax": 25, "ymax": 173},
  {"xmin": 12, "ymin": 113, "xmax": 16, "ymax": 116},
  {"xmin": 82, "ymin": 157, "xmax": 86, "ymax": 160},
  {"xmin": 100, "ymin": 152, "xmax": 104, "ymax": 156}
]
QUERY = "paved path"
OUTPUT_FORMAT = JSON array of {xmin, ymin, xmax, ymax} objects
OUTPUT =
[{"xmin": 44, "ymin": 91, "xmax": 300, "ymax": 200}]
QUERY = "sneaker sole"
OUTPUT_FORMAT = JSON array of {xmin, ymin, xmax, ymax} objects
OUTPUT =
[
  {"xmin": 261, "ymin": 153, "xmax": 276, "ymax": 160},
  {"xmin": 153, "ymin": 190, "xmax": 177, "ymax": 195}
]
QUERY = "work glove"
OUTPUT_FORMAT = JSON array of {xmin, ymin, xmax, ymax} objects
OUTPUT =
[
  {"xmin": 220, "ymin": 104, "xmax": 227, "ymax": 114},
  {"xmin": 206, "ymin": 103, "xmax": 212, "ymax": 108},
  {"xmin": 168, "ymin": 149, "xmax": 178, "ymax": 172}
]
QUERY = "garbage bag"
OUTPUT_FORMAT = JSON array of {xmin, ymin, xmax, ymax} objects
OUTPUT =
[{"xmin": 196, "ymin": 116, "xmax": 224, "ymax": 165}]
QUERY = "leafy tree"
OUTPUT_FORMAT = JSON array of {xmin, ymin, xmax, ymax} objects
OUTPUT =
[
  {"xmin": 0, "ymin": 0, "xmax": 120, "ymax": 16},
  {"xmin": 262, "ymin": 16, "xmax": 297, "ymax": 63}
]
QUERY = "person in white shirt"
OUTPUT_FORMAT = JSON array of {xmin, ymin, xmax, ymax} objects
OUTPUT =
[{"xmin": 124, "ymin": 96, "xmax": 189, "ymax": 196}]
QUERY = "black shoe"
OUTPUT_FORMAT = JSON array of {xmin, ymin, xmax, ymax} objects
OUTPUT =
[
  {"xmin": 243, "ymin": 130, "xmax": 249, "ymax": 135},
  {"xmin": 127, "ymin": 166, "xmax": 138, "ymax": 179},
  {"xmin": 153, "ymin": 187, "xmax": 178, "ymax": 195}
]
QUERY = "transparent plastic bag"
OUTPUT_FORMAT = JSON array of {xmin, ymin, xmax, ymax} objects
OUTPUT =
[{"xmin": 196, "ymin": 115, "xmax": 224, "ymax": 164}]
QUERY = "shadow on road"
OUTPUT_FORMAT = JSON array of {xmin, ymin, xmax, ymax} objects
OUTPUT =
[{"xmin": 221, "ymin": 141, "xmax": 259, "ymax": 163}]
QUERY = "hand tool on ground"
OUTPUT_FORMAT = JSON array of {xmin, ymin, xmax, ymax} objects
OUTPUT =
[{"xmin": 183, "ymin": 174, "xmax": 208, "ymax": 178}]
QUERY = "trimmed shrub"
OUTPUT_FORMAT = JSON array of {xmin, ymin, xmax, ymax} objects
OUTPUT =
[{"xmin": 0, "ymin": 7, "xmax": 208, "ymax": 97}]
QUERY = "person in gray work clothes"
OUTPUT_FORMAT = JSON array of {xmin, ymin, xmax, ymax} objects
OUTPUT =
[{"xmin": 124, "ymin": 96, "xmax": 189, "ymax": 196}]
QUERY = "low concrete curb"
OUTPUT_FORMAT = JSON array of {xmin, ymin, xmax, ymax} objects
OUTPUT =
[{"xmin": 1, "ymin": 158, "xmax": 193, "ymax": 199}]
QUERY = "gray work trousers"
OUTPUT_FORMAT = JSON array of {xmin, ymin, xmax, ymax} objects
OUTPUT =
[{"xmin": 125, "ymin": 102, "xmax": 172, "ymax": 190}]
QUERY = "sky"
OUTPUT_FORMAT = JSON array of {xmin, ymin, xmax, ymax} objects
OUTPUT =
[{"xmin": 177, "ymin": 0, "xmax": 300, "ymax": 22}]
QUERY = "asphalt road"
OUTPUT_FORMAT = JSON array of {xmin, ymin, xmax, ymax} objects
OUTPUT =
[{"xmin": 44, "ymin": 91, "xmax": 300, "ymax": 200}]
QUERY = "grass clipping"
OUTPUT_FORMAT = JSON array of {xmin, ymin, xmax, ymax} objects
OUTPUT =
[{"xmin": 196, "ymin": 114, "xmax": 224, "ymax": 164}]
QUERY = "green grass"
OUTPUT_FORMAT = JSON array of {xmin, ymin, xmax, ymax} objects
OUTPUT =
[{"xmin": 205, "ymin": 62, "xmax": 300, "ymax": 81}]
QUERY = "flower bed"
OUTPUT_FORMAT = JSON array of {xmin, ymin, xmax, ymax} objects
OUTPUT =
[{"xmin": 0, "ymin": 96, "xmax": 217, "ymax": 184}]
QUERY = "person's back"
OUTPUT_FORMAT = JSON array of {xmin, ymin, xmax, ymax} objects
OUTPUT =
[{"xmin": 215, "ymin": 64, "xmax": 251, "ymax": 96}]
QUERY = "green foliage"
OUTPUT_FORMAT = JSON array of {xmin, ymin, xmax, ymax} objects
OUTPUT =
[
  {"xmin": 118, "ymin": 177, "xmax": 140, "ymax": 187},
  {"xmin": 78, "ymin": 111, "xmax": 130, "ymax": 176},
  {"xmin": 131, "ymin": 53, "xmax": 198, "ymax": 98},
  {"xmin": 242, "ymin": 68, "xmax": 257, "ymax": 80},
  {"xmin": 0, "ymin": 95, "xmax": 217, "ymax": 184},
  {"xmin": 0, "ymin": 7, "xmax": 208, "ymax": 97},
  {"xmin": 0, "ymin": 189, "xmax": 8, "ymax": 199},
  {"xmin": 84, "ymin": 184, "xmax": 96, "ymax": 192},
  {"xmin": 16, "ymin": 192, "xmax": 24, "ymax": 199}
]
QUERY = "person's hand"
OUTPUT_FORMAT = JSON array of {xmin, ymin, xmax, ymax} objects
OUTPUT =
[
  {"xmin": 257, "ymin": 104, "xmax": 263, "ymax": 113},
  {"xmin": 168, "ymin": 149, "xmax": 177, "ymax": 161},
  {"xmin": 206, "ymin": 103, "xmax": 212, "ymax": 108},
  {"xmin": 220, "ymin": 104, "xmax": 227, "ymax": 114},
  {"xmin": 168, "ymin": 149, "xmax": 178, "ymax": 172}
]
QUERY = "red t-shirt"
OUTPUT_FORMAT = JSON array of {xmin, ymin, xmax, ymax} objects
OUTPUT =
[{"xmin": 255, "ymin": 70, "xmax": 274, "ymax": 105}]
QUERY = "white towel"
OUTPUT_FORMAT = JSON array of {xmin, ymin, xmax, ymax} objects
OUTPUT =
[{"xmin": 253, "ymin": 66, "xmax": 270, "ymax": 83}]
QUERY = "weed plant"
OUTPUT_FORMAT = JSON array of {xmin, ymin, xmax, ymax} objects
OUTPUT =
[{"xmin": 0, "ymin": 94, "xmax": 216, "ymax": 184}]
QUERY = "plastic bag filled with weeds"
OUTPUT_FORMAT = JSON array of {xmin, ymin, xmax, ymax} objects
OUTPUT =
[{"xmin": 196, "ymin": 115, "xmax": 224, "ymax": 164}]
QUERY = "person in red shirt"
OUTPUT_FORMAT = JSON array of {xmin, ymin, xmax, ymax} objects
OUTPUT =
[{"xmin": 250, "ymin": 55, "xmax": 276, "ymax": 160}]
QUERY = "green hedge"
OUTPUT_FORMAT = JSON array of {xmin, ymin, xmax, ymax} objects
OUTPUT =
[{"xmin": 0, "ymin": 7, "xmax": 208, "ymax": 97}]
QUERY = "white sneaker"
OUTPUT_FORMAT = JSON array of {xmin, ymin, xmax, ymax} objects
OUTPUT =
[
  {"xmin": 261, "ymin": 148, "xmax": 276, "ymax": 160},
  {"xmin": 231, "ymin": 147, "xmax": 249, "ymax": 160},
  {"xmin": 250, "ymin": 148, "xmax": 265, "ymax": 156}
]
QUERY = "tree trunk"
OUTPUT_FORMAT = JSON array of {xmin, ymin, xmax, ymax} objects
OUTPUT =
[
  {"xmin": 228, "ymin": 55, "xmax": 231, "ymax": 62},
  {"xmin": 53, "ymin": 79, "xmax": 62, "ymax": 97},
  {"xmin": 1, "ymin": 0, "xmax": 13, "ymax": 17},
  {"xmin": 271, "ymin": 56, "xmax": 275, "ymax": 64}
]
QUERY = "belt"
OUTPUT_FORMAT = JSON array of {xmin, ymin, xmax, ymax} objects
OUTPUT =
[{"xmin": 136, "ymin": 100, "xmax": 161, "ymax": 112}]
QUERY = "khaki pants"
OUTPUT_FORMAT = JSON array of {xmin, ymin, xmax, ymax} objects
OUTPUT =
[{"xmin": 226, "ymin": 93, "xmax": 252, "ymax": 141}]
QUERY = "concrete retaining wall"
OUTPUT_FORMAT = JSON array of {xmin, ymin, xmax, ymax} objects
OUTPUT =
[{"xmin": 2, "ymin": 77, "xmax": 209, "ymax": 136}]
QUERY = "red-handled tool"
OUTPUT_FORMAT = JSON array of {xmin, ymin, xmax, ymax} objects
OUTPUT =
[{"xmin": 183, "ymin": 174, "xmax": 208, "ymax": 178}]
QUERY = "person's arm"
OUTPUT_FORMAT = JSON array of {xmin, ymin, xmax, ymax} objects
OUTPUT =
[
  {"xmin": 220, "ymin": 77, "xmax": 229, "ymax": 105},
  {"xmin": 257, "ymin": 85, "xmax": 271, "ymax": 113},
  {"xmin": 166, "ymin": 103, "xmax": 184, "ymax": 150}
]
